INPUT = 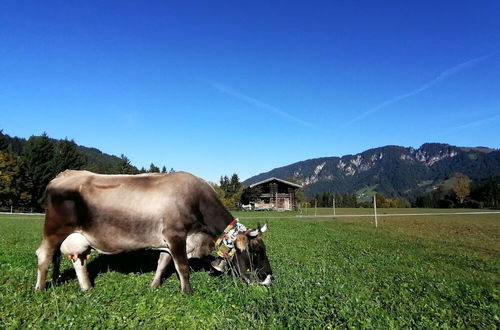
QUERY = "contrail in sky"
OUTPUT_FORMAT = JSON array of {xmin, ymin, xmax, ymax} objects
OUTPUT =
[
  {"xmin": 452, "ymin": 113, "xmax": 500, "ymax": 131},
  {"xmin": 345, "ymin": 51, "xmax": 500, "ymax": 126},
  {"xmin": 207, "ymin": 81, "xmax": 315, "ymax": 128}
]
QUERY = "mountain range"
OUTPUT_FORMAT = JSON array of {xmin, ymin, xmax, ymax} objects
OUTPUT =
[{"xmin": 243, "ymin": 143, "xmax": 500, "ymax": 199}]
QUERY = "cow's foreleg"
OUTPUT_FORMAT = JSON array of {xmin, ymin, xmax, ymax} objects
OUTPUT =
[
  {"xmin": 151, "ymin": 252, "xmax": 173, "ymax": 288},
  {"xmin": 72, "ymin": 255, "xmax": 92, "ymax": 291},
  {"xmin": 167, "ymin": 235, "xmax": 193, "ymax": 295}
]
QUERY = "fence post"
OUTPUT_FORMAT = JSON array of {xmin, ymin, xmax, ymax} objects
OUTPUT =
[{"xmin": 374, "ymin": 195, "xmax": 378, "ymax": 228}]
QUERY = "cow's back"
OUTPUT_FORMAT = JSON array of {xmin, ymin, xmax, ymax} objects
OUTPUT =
[{"xmin": 47, "ymin": 170, "xmax": 205, "ymax": 216}]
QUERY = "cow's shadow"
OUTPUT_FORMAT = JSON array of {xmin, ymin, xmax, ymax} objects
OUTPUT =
[{"xmin": 52, "ymin": 250, "xmax": 218, "ymax": 288}]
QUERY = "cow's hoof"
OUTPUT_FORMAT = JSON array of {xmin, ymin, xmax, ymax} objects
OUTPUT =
[
  {"xmin": 182, "ymin": 286, "xmax": 193, "ymax": 295},
  {"xmin": 150, "ymin": 280, "xmax": 161, "ymax": 289}
]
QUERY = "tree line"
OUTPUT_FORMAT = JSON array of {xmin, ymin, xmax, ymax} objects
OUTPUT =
[
  {"xmin": 308, "ymin": 192, "xmax": 359, "ymax": 208},
  {"xmin": 0, "ymin": 131, "xmax": 172, "ymax": 212},
  {"xmin": 211, "ymin": 174, "xmax": 244, "ymax": 209},
  {"xmin": 414, "ymin": 173, "xmax": 500, "ymax": 208},
  {"xmin": 307, "ymin": 192, "xmax": 412, "ymax": 209},
  {"xmin": 306, "ymin": 172, "xmax": 499, "ymax": 209}
]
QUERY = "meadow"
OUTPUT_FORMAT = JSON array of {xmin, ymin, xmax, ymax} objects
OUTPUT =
[{"xmin": 0, "ymin": 210, "xmax": 498, "ymax": 329}]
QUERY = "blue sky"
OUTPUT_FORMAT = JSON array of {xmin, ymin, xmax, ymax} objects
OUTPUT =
[{"xmin": 1, "ymin": 1, "xmax": 500, "ymax": 182}]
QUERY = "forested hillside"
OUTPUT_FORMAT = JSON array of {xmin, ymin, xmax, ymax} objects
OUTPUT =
[{"xmin": 0, "ymin": 130, "xmax": 170, "ymax": 211}]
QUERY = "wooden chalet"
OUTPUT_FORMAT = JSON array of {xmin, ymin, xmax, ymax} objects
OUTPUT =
[{"xmin": 249, "ymin": 177, "xmax": 302, "ymax": 211}]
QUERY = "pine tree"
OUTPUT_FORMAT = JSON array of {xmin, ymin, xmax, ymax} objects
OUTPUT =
[
  {"xmin": 0, "ymin": 130, "xmax": 8, "ymax": 151},
  {"xmin": 0, "ymin": 151, "xmax": 33, "ymax": 209},
  {"xmin": 229, "ymin": 174, "xmax": 241, "ymax": 196},
  {"xmin": 484, "ymin": 176, "xmax": 500, "ymax": 207},
  {"xmin": 52, "ymin": 139, "xmax": 84, "ymax": 175},
  {"xmin": 115, "ymin": 154, "xmax": 138, "ymax": 174},
  {"xmin": 218, "ymin": 174, "xmax": 243, "ymax": 209},
  {"xmin": 149, "ymin": 163, "xmax": 160, "ymax": 173},
  {"xmin": 23, "ymin": 133, "xmax": 55, "ymax": 209},
  {"xmin": 161, "ymin": 166, "xmax": 167, "ymax": 173},
  {"xmin": 334, "ymin": 193, "xmax": 342, "ymax": 207},
  {"xmin": 220, "ymin": 175, "xmax": 230, "ymax": 193}
]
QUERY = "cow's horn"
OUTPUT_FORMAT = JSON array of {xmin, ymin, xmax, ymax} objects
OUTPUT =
[
  {"xmin": 260, "ymin": 223, "xmax": 268, "ymax": 233},
  {"xmin": 247, "ymin": 229, "xmax": 259, "ymax": 238}
]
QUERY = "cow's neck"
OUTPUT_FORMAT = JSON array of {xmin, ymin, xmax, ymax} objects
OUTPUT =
[
  {"xmin": 215, "ymin": 209, "xmax": 236, "ymax": 235},
  {"xmin": 200, "ymin": 198, "xmax": 237, "ymax": 236}
]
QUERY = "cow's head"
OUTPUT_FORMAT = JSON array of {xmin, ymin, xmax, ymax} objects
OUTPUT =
[{"xmin": 232, "ymin": 224, "xmax": 273, "ymax": 286}]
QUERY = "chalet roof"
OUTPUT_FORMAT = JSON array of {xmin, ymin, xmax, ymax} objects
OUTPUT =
[{"xmin": 249, "ymin": 177, "xmax": 302, "ymax": 189}]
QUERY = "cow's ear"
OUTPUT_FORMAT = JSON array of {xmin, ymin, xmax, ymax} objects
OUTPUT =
[{"xmin": 235, "ymin": 234, "xmax": 249, "ymax": 251}]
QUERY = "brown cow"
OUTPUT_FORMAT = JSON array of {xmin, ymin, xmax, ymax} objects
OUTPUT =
[{"xmin": 35, "ymin": 170, "xmax": 272, "ymax": 294}]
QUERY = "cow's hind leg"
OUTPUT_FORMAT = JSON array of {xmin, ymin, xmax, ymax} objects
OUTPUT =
[
  {"xmin": 72, "ymin": 255, "xmax": 92, "ymax": 291},
  {"xmin": 151, "ymin": 252, "xmax": 173, "ymax": 288},
  {"xmin": 51, "ymin": 250, "xmax": 62, "ymax": 283},
  {"xmin": 35, "ymin": 238, "xmax": 59, "ymax": 290},
  {"xmin": 166, "ymin": 235, "xmax": 193, "ymax": 295}
]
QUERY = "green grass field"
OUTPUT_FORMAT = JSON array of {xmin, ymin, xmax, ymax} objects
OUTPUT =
[{"xmin": 1, "ymin": 210, "xmax": 499, "ymax": 328}]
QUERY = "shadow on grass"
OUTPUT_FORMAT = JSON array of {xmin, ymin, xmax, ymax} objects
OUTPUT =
[{"xmin": 50, "ymin": 250, "xmax": 219, "ymax": 289}]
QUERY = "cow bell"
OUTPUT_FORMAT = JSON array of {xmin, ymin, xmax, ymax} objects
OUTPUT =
[{"xmin": 211, "ymin": 258, "xmax": 229, "ymax": 272}]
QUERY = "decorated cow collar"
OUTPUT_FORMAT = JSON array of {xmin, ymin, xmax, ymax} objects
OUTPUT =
[{"xmin": 214, "ymin": 218, "xmax": 247, "ymax": 258}]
